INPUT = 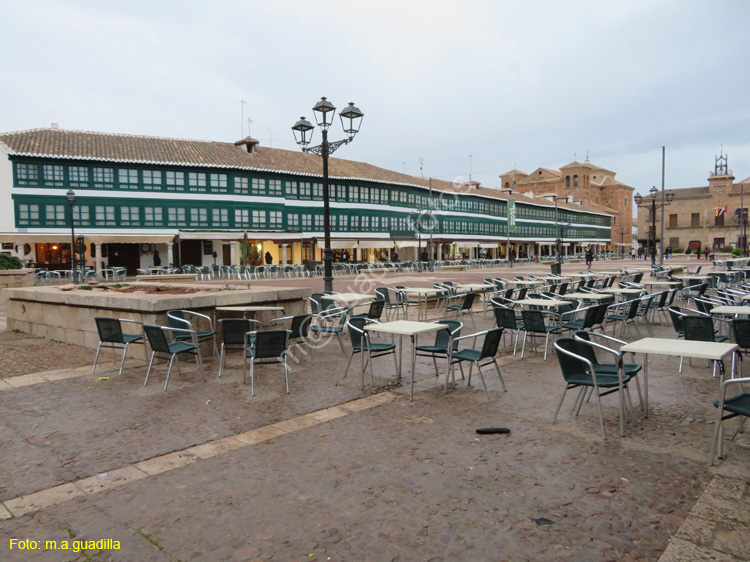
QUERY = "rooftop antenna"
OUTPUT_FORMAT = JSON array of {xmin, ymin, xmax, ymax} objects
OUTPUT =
[
  {"xmin": 240, "ymin": 100, "xmax": 248, "ymax": 137},
  {"xmin": 419, "ymin": 157, "xmax": 424, "ymax": 179},
  {"xmin": 585, "ymin": 150, "xmax": 590, "ymax": 162}
]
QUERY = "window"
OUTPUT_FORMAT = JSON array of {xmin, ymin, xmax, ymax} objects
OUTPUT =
[
  {"xmin": 166, "ymin": 171, "xmax": 185, "ymax": 191},
  {"xmin": 212, "ymin": 208, "xmax": 229, "ymax": 225},
  {"xmin": 314, "ymin": 215, "xmax": 323, "ymax": 230},
  {"xmin": 339, "ymin": 215, "xmax": 348, "ymax": 229},
  {"xmin": 286, "ymin": 181, "xmax": 298, "ymax": 198},
  {"xmin": 210, "ymin": 173, "xmax": 228, "ymax": 192},
  {"xmin": 93, "ymin": 167, "xmax": 114, "ymax": 189},
  {"xmin": 69, "ymin": 166, "xmax": 89, "ymax": 187},
  {"xmin": 350, "ymin": 186, "xmax": 359, "ymax": 202},
  {"xmin": 72, "ymin": 205, "xmax": 90, "ymax": 225},
  {"xmin": 372, "ymin": 216, "xmax": 380, "ymax": 229},
  {"xmin": 669, "ymin": 237, "xmax": 680, "ymax": 248},
  {"xmin": 143, "ymin": 170, "xmax": 162, "ymax": 190},
  {"xmin": 351, "ymin": 215, "xmax": 360, "ymax": 230},
  {"xmin": 565, "ymin": 176, "xmax": 571, "ymax": 188},
  {"xmin": 118, "ymin": 169, "xmax": 139, "ymax": 189},
  {"xmin": 715, "ymin": 212, "xmax": 725, "ymax": 227},
  {"xmin": 312, "ymin": 183, "xmax": 323, "ymax": 199},
  {"xmin": 300, "ymin": 182, "xmax": 311, "ymax": 198},
  {"xmin": 43, "ymin": 164, "xmax": 64, "ymax": 186},
  {"xmin": 301, "ymin": 214, "xmax": 312, "ymax": 230},
  {"xmin": 168, "ymin": 207, "xmax": 186, "ymax": 225},
  {"xmin": 268, "ymin": 179, "xmax": 282, "ymax": 196},
  {"xmin": 120, "ymin": 206, "xmax": 139, "ymax": 225},
  {"xmin": 668, "ymin": 214, "xmax": 678, "ymax": 228},
  {"xmin": 336, "ymin": 185, "xmax": 346, "ymax": 200},
  {"xmin": 190, "ymin": 208, "xmax": 208, "ymax": 225},
  {"xmin": 360, "ymin": 187, "xmax": 369, "ymax": 203},
  {"xmin": 691, "ymin": 213, "xmax": 700, "ymax": 227},
  {"xmin": 144, "ymin": 207, "xmax": 163, "ymax": 226},
  {"xmin": 252, "ymin": 178, "xmax": 266, "ymax": 195},
  {"xmin": 573, "ymin": 175, "xmax": 579, "ymax": 187},
  {"xmin": 287, "ymin": 213, "xmax": 299, "ymax": 229},
  {"xmin": 45, "ymin": 204, "xmax": 67, "ymax": 225},
  {"xmin": 269, "ymin": 211, "xmax": 282, "ymax": 228},
  {"xmin": 252, "ymin": 210, "xmax": 266, "ymax": 227},
  {"xmin": 95, "ymin": 205, "xmax": 116, "ymax": 225},
  {"xmin": 18, "ymin": 203, "xmax": 40, "ymax": 225},
  {"xmin": 16, "ymin": 163, "xmax": 39, "ymax": 186},
  {"xmin": 188, "ymin": 172, "xmax": 207, "ymax": 192},
  {"xmin": 235, "ymin": 209, "xmax": 249, "ymax": 227},
  {"xmin": 371, "ymin": 189, "xmax": 380, "ymax": 204},
  {"xmin": 713, "ymin": 237, "xmax": 725, "ymax": 249},
  {"xmin": 234, "ymin": 177, "xmax": 249, "ymax": 194}
]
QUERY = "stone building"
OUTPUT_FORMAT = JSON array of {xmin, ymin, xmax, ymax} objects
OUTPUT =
[
  {"xmin": 500, "ymin": 158, "xmax": 634, "ymax": 255},
  {"xmin": 635, "ymin": 153, "xmax": 750, "ymax": 254},
  {"xmin": 0, "ymin": 126, "xmax": 612, "ymax": 274}
]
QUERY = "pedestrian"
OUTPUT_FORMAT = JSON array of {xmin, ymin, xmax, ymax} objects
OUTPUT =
[
  {"xmin": 341, "ymin": 250, "xmax": 350, "ymax": 263},
  {"xmin": 637, "ymin": 247, "xmax": 643, "ymax": 260},
  {"xmin": 265, "ymin": 251, "xmax": 272, "ymax": 265},
  {"xmin": 585, "ymin": 247, "xmax": 593, "ymax": 270},
  {"xmin": 153, "ymin": 250, "xmax": 161, "ymax": 266},
  {"xmin": 697, "ymin": 247, "xmax": 701, "ymax": 260},
  {"xmin": 705, "ymin": 246, "xmax": 710, "ymax": 260}
]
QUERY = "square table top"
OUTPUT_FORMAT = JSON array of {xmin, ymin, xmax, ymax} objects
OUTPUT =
[
  {"xmin": 643, "ymin": 280, "xmax": 681, "ymax": 286},
  {"xmin": 711, "ymin": 305, "xmax": 750, "ymax": 315},
  {"xmin": 458, "ymin": 283, "xmax": 494, "ymax": 291},
  {"xmin": 215, "ymin": 305, "xmax": 285, "ymax": 312},
  {"xmin": 512, "ymin": 280, "xmax": 541, "ymax": 286},
  {"xmin": 513, "ymin": 298, "xmax": 569, "ymax": 307},
  {"xmin": 321, "ymin": 293, "xmax": 373, "ymax": 303},
  {"xmin": 602, "ymin": 288, "xmax": 644, "ymax": 294},
  {"xmin": 364, "ymin": 320, "xmax": 448, "ymax": 336},
  {"xmin": 620, "ymin": 337, "xmax": 737, "ymax": 360},
  {"xmin": 403, "ymin": 287, "xmax": 442, "ymax": 296},
  {"xmin": 561, "ymin": 292, "xmax": 612, "ymax": 300},
  {"xmin": 676, "ymin": 275, "xmax": 712, "ymax": 280}
]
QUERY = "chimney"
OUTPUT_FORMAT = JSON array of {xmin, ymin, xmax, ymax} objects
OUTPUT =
[{"xmin": 234, "ymin": 136, "xmax": 260, "ymax": 153}]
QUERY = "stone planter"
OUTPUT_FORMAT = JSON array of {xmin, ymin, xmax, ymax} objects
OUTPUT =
[{"xmin": 0, "ymin": 268, "xmax": 35, "ymax": 289}]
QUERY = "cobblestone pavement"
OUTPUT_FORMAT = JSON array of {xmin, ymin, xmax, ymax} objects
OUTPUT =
[{"xmin": 0, "ymin": 259, "xmax": 748, "ymax": 561}]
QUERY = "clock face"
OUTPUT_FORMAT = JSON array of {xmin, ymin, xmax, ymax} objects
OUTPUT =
[{"xmin": 716, "ymin": 187, "xmax": 726, "ymax": 195}]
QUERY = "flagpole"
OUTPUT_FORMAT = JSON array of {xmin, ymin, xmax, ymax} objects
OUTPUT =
[{"xmin": 659, "ymin": 146, "xmax": 665, "ymax": 266}]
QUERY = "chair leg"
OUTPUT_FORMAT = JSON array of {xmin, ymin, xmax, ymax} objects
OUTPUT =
[
  {"xmin": 492, "ymin": 359, "xmax": 507, "ymax": 392},
  {"xmin": 543, "ymin": 332, "xmax": 550, "ymax": 361},
  {"xmin": 92, "ymin": 342, "xmax": 104, "ymax": 373},
  {"xmin": 594, "ymin": 388, "xmax": 608, "ymax": 440},
  {"xmin": 521, "ymin": 332, "xmax": 528, "ymax": 358},
  {"xmin": 475, "ymin": 363, "xmax": 489, "ymax": 397},
  {"xmin": 336, "ymin": 333, "xmax": 347, "ymax": 355},
  {"xmin": 283, "ymin": 354, "xmax": 290, "ymax": 394},
  {"xmin": 144, "ymin": 351, "xmax": 157, "ymax": 386},
  {"xmin": 709, "ymin": 417, "xmax": 723, "ymax": 465},
  {"xmin": 118, "ymin": 343, "xmax": 129, "ymax": 376},
  {"xmin": 552, "ymin": 386, "xmax": 571, "ymax": 424},
  {"xmin": 249, "ymin": 357, "xmax": 255, "ymax": 395},
  {"xmin": 218, "ymin": 344, "xmax": 226, "ymax": 378},
  {"xmin": 164, "ymin": 355, "xmax": 177, "ymax": 391},
  {"xmin": 344, "ymin": 350, "xmax": 356, "ymax": 378}
]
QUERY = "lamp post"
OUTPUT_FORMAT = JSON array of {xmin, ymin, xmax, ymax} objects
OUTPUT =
[
  {"xmin": 66, "ymin": 189, "xmax": 79, "ymax": 284},
  {"xmin": 292, "ymin": 98, "xmax": 364, "ymax": 293},
  {"xmin": 634, "ymin": 186, "xmax": 674, "ymax": 268}
]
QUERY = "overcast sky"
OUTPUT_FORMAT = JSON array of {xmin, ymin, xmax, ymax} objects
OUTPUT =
[{"xmin": 2, "ymin": 0, "xmax": 749, "ymax": 196}]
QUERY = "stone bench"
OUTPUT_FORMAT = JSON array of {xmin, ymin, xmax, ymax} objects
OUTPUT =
[
  {"xmin": 363, "ymin": 267, "xmax": 398, "ymax": 274},
  {"xmin": 438, "ymin": 265, "xmax": 468, "ymax": 271},
  {"xmin": 135, "ymin": 274, "xmax": 198, "ymax": 282}
]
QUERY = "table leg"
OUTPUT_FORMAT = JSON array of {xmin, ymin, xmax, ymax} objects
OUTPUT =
[
  {"xmin": 397, "ymin": 334, "xmax": 404, "ymax": 382},
  {"xmin": 410, "ymin": 334, "xmax": 418, "ymax": 401},
  {"xmin": 643, "ymin": 353, "xmax": 649, "ymax": 418}
]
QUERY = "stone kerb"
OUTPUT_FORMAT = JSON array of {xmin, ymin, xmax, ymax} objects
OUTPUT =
[
  {"xmin": 0, "ymin": 268, "xmax": 35, "ymax": 288},
  {"xmin": 5, "ymin": 283, "xmax": 310, "ymax": 355}
]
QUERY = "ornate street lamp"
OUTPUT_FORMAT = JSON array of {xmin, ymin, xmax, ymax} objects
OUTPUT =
[
  {"xmin": 634, "ymin": 186, "xmax": 674, "ymax": 268},
  {"xmin": 292, "ymin": 98, "xmax": 364, "ymax": 292},
  {"xmin": 66, "ymin": 189, "xmax": 79, "ymax": 284}
]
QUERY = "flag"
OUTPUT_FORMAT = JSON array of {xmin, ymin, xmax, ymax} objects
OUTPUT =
[{"xmin": 715, "ymin": 206, "xmax": 727, "ymax": 217}]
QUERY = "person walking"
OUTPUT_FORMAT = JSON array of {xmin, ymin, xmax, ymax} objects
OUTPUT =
[
  {"xmin": 265, "ymin": 251, "xmax": 273, "ymax": 265},
  {"xmin": 705, "ymin": 246, "xmax": 710, "ymax": 261},
  {"xmin": 585, "ymin": 247, "xmax": 593, "ymax": 270}
]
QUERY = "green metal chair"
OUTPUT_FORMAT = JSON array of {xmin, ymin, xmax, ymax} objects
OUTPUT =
[
  {"xmin": 143, "ymin": 325, "xmax": 203, "ymax": 391},
  {"xmin": 709, "ymin": 376, "xmax": 750, "ymax": 465},
  {"xmin": 167, "ymin": 310, "xmax": 218, "ymax": 357},
  {"xmin": 553, "ymin": 337, "xmax": 634, "ymax": 440},
  {"xmin": 243, "ymin": 329, "xmax": 292, "ymax": 396},
  {"xmin": 446, "ymin": 291, "xmax": 477, "ymax": 328},
  {"xmin": 92, "ymin": 317, "xmax": 145, "ymax": 376},
  {"xmin": 218, "ymin": 318, "xmax": 260, "ymax": 378},
  {"xmin": 448, "ymin": 328, "xmax": 506, "ymax": 396},
  {"xmin": 309, "ymin": 306, "xmax": 350, "ymax": 360},
  {"xmin": 415, "ymin": 319, "xmax": 463, "ymax": 378},
  {"xmin": 345, "ymin": 317, "xmax": 399, "ymax": 389}
]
